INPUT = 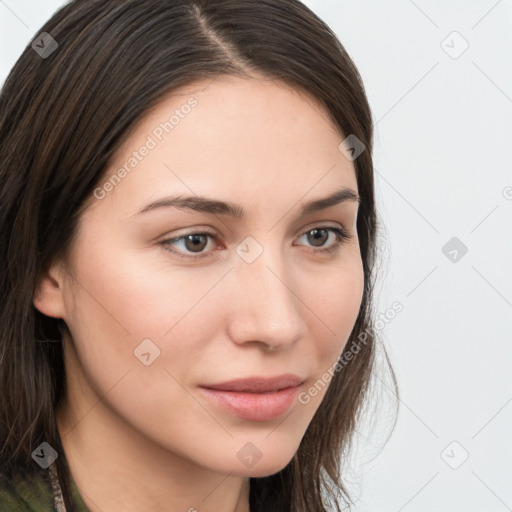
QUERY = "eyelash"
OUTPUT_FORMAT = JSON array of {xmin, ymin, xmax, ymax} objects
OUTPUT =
[{"xmin": 160, "ymin": 226, "xmax": 352, "ymax": 260}]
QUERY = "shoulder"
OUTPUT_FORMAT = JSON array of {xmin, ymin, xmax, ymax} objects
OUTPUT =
[{"xmin": 0, "ymin": 469, "xmax": 54, "ymax": 511}]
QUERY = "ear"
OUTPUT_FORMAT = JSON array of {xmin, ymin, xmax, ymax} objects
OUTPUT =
[{"xmin": 33, "ymin": 262, "xmax": 68, "ymax": 319}]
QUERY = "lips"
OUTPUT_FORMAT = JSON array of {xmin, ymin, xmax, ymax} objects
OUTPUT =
[
  {"xmin": 198, "ymin": 374, "xmax": 305, "ymax": 422},
  {"xmin": 200, "ymin": 374, "xmax": 304, "ymax": 393}
]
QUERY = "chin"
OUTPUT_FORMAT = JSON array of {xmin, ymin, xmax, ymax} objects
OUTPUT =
[
  {"xmin": 246, "ymin": 461, "xmax": 293, "ymax": 478},
  {"xmin": 227, "ymin": 449, "xmax": 297, "ymax": 478}
]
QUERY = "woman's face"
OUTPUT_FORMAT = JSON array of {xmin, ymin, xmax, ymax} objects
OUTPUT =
[{"xmin": 39, "ymin": 75, "xmax": 364, "ymax": 477}]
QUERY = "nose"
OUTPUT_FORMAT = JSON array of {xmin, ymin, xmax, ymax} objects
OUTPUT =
[{"xmin": 225, "ymin": 245, "xmax": 307, "ymax": 352}]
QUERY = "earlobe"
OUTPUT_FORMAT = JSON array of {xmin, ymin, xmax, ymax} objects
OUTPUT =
[{"xmin": 33, "ymin": 265, "xmax": 67, "ymax": 319}]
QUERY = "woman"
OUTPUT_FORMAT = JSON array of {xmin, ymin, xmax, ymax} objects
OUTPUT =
[{"xmin": 0, "ymin": 0, "xmax": 398, "ymax": 510}]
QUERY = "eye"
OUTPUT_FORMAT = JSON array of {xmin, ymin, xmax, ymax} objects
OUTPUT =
[
  {"xmin": 160, "ymin": 230, "xmax": 218, "ymax": 260},
  {"xmin": 160, "ymin": 225, "xmax": 352, "ymax": 260},
  {"xmin": 295, "ymin": 226, "xmax": 352, "ymax": 254}
]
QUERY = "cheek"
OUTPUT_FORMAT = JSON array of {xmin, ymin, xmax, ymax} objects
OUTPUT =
[
  {"xmin": 307, "ymin": 254, "xmax": 364, "ymax": 350},
  {"xmin": 296, "ymin": 253, "xmax": 364, "ymax": 406},
  {"xmin": 63, "ymin": 240, "xmax": 231, "ymax": 391},
  {"xmin": 68, "ymin": 237, "xmax": 224, "ymax": 336},
  {"xmin": 61, "ymin": 244, "xmax": 230, "ymax": 446}
]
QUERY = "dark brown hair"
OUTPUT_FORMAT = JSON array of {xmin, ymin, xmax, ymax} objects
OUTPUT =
[{"xmin": 0, "ymin": 1, "xmax": 398, "ymax": 510}]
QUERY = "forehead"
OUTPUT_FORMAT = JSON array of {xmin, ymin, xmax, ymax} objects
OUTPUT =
[{"xmin": 88, "ymin": 75, "xmax": 357, "ymax": 219}]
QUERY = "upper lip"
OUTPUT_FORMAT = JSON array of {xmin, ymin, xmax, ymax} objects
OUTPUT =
[{"xmin": 201, "ymin": 374, "xmax": 304, "ymax": 393}]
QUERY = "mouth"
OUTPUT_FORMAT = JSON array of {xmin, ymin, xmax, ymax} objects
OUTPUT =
[{"xmin": 198, "ymin": 374, "xmax": 305, "ymax": 422}]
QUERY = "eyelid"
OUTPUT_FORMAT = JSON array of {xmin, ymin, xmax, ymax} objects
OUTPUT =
[
  {"xmin": 161, "ymin": 221, "xmax": 349, "ymax": 242},
  {"xmin": 296, "ymin": 221, "xmax": 346, "ymax": 236}
]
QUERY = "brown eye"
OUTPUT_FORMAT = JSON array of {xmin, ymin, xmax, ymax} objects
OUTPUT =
[
  {"xmin": 160, "ymin": 230, "xmax": 217, "ymax": 259},
  {"xmin": 182, "ymin": 234, "xmax": 208, "ymax": 253},
  {"xmin": 296, "ymin": 226, "xmax": 351, "ymax": 253},
  {"xmin": 306, "ymin": 228, "xmax": 330, "ymax": 247}
]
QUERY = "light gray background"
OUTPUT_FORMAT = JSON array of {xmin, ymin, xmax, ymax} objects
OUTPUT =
[{"xmin": 1, "ymin": 1, "xmax": 511, "ymax": 511}]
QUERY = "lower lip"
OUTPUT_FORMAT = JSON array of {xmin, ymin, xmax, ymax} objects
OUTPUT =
[{"xmin": 198, "ymin": 385, "xmax": 301, "ymax": 422}]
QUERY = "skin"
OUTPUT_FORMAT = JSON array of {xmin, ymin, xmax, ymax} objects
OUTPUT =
[{"xmin": 33, "ymin": 74, "xmax": 364, "ymax": 512}]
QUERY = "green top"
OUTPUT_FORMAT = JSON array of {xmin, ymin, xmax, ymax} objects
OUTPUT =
[{"xmin": 0, "ymin": 469, "xmax": 89, "ymax": 512}]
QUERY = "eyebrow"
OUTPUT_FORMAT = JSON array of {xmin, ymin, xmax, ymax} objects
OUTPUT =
[{"xmin": 133, "ymin": 187, "xmax": 360, "ymax": 218}]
